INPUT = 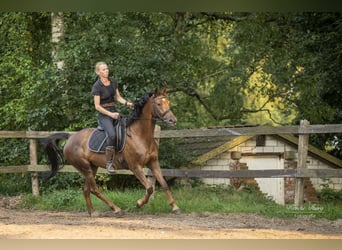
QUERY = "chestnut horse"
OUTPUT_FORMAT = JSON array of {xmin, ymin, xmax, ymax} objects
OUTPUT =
[{"xmin": 43, "ymin": 87, "xmax": 180, "ymax": 217}]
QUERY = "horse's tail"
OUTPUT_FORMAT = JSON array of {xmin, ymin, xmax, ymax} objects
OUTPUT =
[{"xmin": 42, "ymin": 133, "xmax": 70, "ymax": 179}]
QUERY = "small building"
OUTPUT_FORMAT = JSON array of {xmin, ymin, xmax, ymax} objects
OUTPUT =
[{"xmin": 179, "ymin": 131, "xmax": 342, "ymax": 205}]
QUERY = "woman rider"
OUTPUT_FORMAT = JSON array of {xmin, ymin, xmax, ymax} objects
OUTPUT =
[{"xmin": 91, "ymin": 62, "xmax": 134, "ymax": 173}]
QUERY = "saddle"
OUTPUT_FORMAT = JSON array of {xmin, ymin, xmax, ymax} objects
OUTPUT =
[{"xmin": 88, "ymin": 118, "xmax": 127, "ymax": 153}]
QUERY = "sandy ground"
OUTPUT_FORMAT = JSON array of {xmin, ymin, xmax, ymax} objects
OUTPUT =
[{"xmin": 0, "ymin": 196, "xmax": 341, "ymax": 239}]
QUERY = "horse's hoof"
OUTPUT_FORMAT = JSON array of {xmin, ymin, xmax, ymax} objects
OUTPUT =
[
  {"xmin": 173, "ymin": 209, "xmax": 182, "ymax": 215},
  {"xmin": 113, "ymin": 210, "xmax": 125, "ymax": 218},
  {"xmin": 89, "ymin": 211, "xmax": 100, "ymax": 217},
  {"xmin": 136, "ymin": 200, "xmax": 144, "ymax": 209}
]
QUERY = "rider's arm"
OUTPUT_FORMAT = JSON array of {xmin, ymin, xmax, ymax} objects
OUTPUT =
[{"xmin": 94, "ymin": 95, "xmax": 120, "ymax": 119}]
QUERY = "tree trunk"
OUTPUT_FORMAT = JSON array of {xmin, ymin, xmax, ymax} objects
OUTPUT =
[{"xmin": 51, "ymin": 12, "xmax": 64, "ymax": 70}]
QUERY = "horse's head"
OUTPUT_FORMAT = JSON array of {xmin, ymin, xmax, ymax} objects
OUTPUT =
[{"xmin": 152, "ymin": 87, "xmax": 177, "ymax": 126}]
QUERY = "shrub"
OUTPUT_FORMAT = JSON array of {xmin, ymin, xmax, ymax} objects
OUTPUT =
[{"xmin": 318, "ymin": 187, "xmax": 342, "ymax": 205}]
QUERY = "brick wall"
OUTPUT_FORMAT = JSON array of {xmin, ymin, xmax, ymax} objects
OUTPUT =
[{"xmin": 284, "ymin": 161, "xmax": 319, "ymax": 204}]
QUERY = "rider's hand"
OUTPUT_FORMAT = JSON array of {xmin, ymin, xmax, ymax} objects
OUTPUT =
[
  {"xmin": 126, "ymin": 102, "xmax": 134, "ymax": 110},
  {"xmin": 109, "ymin": 112, "xmax": 120, "ymax": 119}
]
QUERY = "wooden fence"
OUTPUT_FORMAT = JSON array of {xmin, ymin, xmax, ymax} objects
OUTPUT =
[{"xmin": 1, "ymin": 120, "xmax": 342, "ymax": 207}]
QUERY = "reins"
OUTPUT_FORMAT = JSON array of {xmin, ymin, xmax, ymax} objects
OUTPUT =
[{"xmin": 121, "ymin": 95, "xmax": 170, "ymax": 123}]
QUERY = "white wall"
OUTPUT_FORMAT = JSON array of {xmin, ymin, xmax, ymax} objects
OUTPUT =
[
  {"xmin": 241, "ymin": 155, "xmax": 285, "ymax": 204},
  {"xmin": 198, "ymin": 135, "xmax": 341, "ymax": 205}
]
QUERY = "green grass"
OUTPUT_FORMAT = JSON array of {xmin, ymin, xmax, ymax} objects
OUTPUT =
[{"xmin": 19, "ymin": 185, "xmax": 342, "ymax": 220}]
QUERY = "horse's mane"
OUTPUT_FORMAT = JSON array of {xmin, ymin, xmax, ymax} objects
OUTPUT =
[{"xmin": 126, "ymin": 91, "xmax": 153, "ymax": 127}]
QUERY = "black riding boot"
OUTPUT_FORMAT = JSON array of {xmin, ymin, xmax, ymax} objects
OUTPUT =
[{"xmin": 105, "ymin": 146, "xmax": 116, "ymax": 174}]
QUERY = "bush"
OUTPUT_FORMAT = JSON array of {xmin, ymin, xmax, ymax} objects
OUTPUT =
[
  {"xmin": 0, "ymin": 173, "xmax": 32, "ymax": 195},
  {"xmin": 318, "ymin": 187, "xmax": 342, "ymax": 205},
  {"xmin": 39, "ymin": 172, "xmax": 84, "ymax": 193}
]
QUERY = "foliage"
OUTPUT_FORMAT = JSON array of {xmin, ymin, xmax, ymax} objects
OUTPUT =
[
  {"xmin": 158, "ymin": 138, "xmax": 196, "ymax": 169},
  {"xmin": 318, "ymin": 182, "xmax": 342, "ymax": 205},
  {"xmin": 0, "ymin": 12, "xmax": 341, "ymax": 192},
  {"xmin": 19, "ymin": 184, "xmax": 342, "ymax": 220},
  {"xmin": 0, "ymin": 138, "xmax": 31, "ymax": 195},
  {"xmin": 318, "ymin": 188, "xmax": 342, "ymax": 204},
  {"xmin": 0, "ymin": 13, "xmax": 53, "ymax": 131},
  {"xmin": 1, "ymin": 12, "xmax": 341, "ymax": 130},
  {"xmin": 20, "ymin": 189, "xmax": 85, "ymax": 211},
  {"xmin": 0, "ymin": 173, "xmax": 32, "ymax": 195},
  {"xmin": 225, "ymin": 13, "xmax": 342, "ymax": 126},
  {"xmin": 0, "ymin": 139, "xmax": 29, "ymax": 165},
  {"xmin": 39, "ymin": 172, "xmax": 84, "ymax": 193}
]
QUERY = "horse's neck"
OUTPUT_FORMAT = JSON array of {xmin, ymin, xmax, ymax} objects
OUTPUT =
[{"xmin": 132, "ymin": 100, "xmax": 155, "ymax": 139}]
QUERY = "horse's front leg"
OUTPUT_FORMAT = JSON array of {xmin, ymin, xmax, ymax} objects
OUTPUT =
[
  {"xmin": 130, "ymin": 166, "xmax": 154, "ymax": 208},
  {"xmin": 148, "ymin": 161, "xmax": 181, "ymax": 214}
]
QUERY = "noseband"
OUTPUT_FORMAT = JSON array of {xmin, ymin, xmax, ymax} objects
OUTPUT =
[{"xmin": 152, "ymin": 96, "xmax": 172, "ymax": 122}]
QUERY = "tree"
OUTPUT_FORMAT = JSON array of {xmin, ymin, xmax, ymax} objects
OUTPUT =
[
  {"xmin": 0, "ymin": 12, "xmax": 341, "ymax": 155},
  {"xmin": 51, "ymin": 12, "xmax": 64, "ymax": 70},
  {"xmin": 220, "ymin": 12, "xmax": 342, "ymax": 156}
]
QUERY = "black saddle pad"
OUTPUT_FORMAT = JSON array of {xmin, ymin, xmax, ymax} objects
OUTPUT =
[{"xmin": 88, "ymin": 119, "xmax": 127, "ymax": 153}]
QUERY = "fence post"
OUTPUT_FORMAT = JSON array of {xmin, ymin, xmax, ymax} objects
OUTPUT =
[
  {"xmin": 294, "ymin": 119, "xmax": 310, "ymax": 207},
  {"xmin": 29, "ymin": 137, "xmax": 40, "ymax": 196}
]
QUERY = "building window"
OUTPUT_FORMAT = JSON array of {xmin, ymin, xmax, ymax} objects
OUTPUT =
[{"xmin": 256, "ymin": 135, "xmax": 266, "ymax": 146}]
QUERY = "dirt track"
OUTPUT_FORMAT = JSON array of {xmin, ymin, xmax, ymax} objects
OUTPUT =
[{"xmin": 0, "ymin": 204, "xmax": 341, "ymax": 239}]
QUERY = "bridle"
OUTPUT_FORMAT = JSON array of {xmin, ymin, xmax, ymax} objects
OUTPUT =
[{"xmin": 151, "ymin": 95, "xmax": 172, "ymax": 122}]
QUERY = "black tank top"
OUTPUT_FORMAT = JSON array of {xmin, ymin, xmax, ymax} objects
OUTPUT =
[{"xmin": 91, "ymin": 77, "xmax": 118, "ymax": 105}]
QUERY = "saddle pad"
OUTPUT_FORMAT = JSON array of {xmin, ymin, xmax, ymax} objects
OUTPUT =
[
  {"xmin": 88, "ymin": 129, "xmax": 109, "ymax": 153},
  {"xmin": 88, "ymin": 119, "xmax": 127, "ymax": 153}
]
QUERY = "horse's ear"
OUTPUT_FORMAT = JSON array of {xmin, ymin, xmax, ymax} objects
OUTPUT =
[
  {"xmin": 161, "ymin": 86, "xmax": 167, "ymax": 96},
  {"xmin": 154, "ymin": 88, "xmax": 159, "ymax": 97}
]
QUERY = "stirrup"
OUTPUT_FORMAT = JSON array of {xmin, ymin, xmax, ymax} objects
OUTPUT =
[{"xmin": 106, "ymin": 162, "xmax": 116, "ymax": 174}]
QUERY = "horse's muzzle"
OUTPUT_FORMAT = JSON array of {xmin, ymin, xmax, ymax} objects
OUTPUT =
[
  {"xmin": 158, "ymin": 108, "xmax": 177, "ymax": 126},
  {"xmin": 165, "ymin": 117, "xmax": 177, "ymax": 126}
]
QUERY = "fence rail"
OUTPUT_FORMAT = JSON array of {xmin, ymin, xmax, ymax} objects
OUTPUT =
[
  {"xmin": 1, "ymin": 123, "xmax": 342, "ymax": 139},
  {"xmin": 1, "ymin": 121, "xmax": 342, "ymax": 207},
  {"xmin": 1, "ymin": 165, "xmax": 341, "ymax": 178},
  {"xmin": 159, "ymin": 124, "xmax": 342, "ymax": 138}
]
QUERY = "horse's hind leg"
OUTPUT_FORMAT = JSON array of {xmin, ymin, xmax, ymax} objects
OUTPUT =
[
  {"xmin": 82, "ymin": 169, "xmax": 123, "ymax": 217},
  {"xmin": 82, "ymin": 174, "xmax": 95, "ymax": 216}
]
